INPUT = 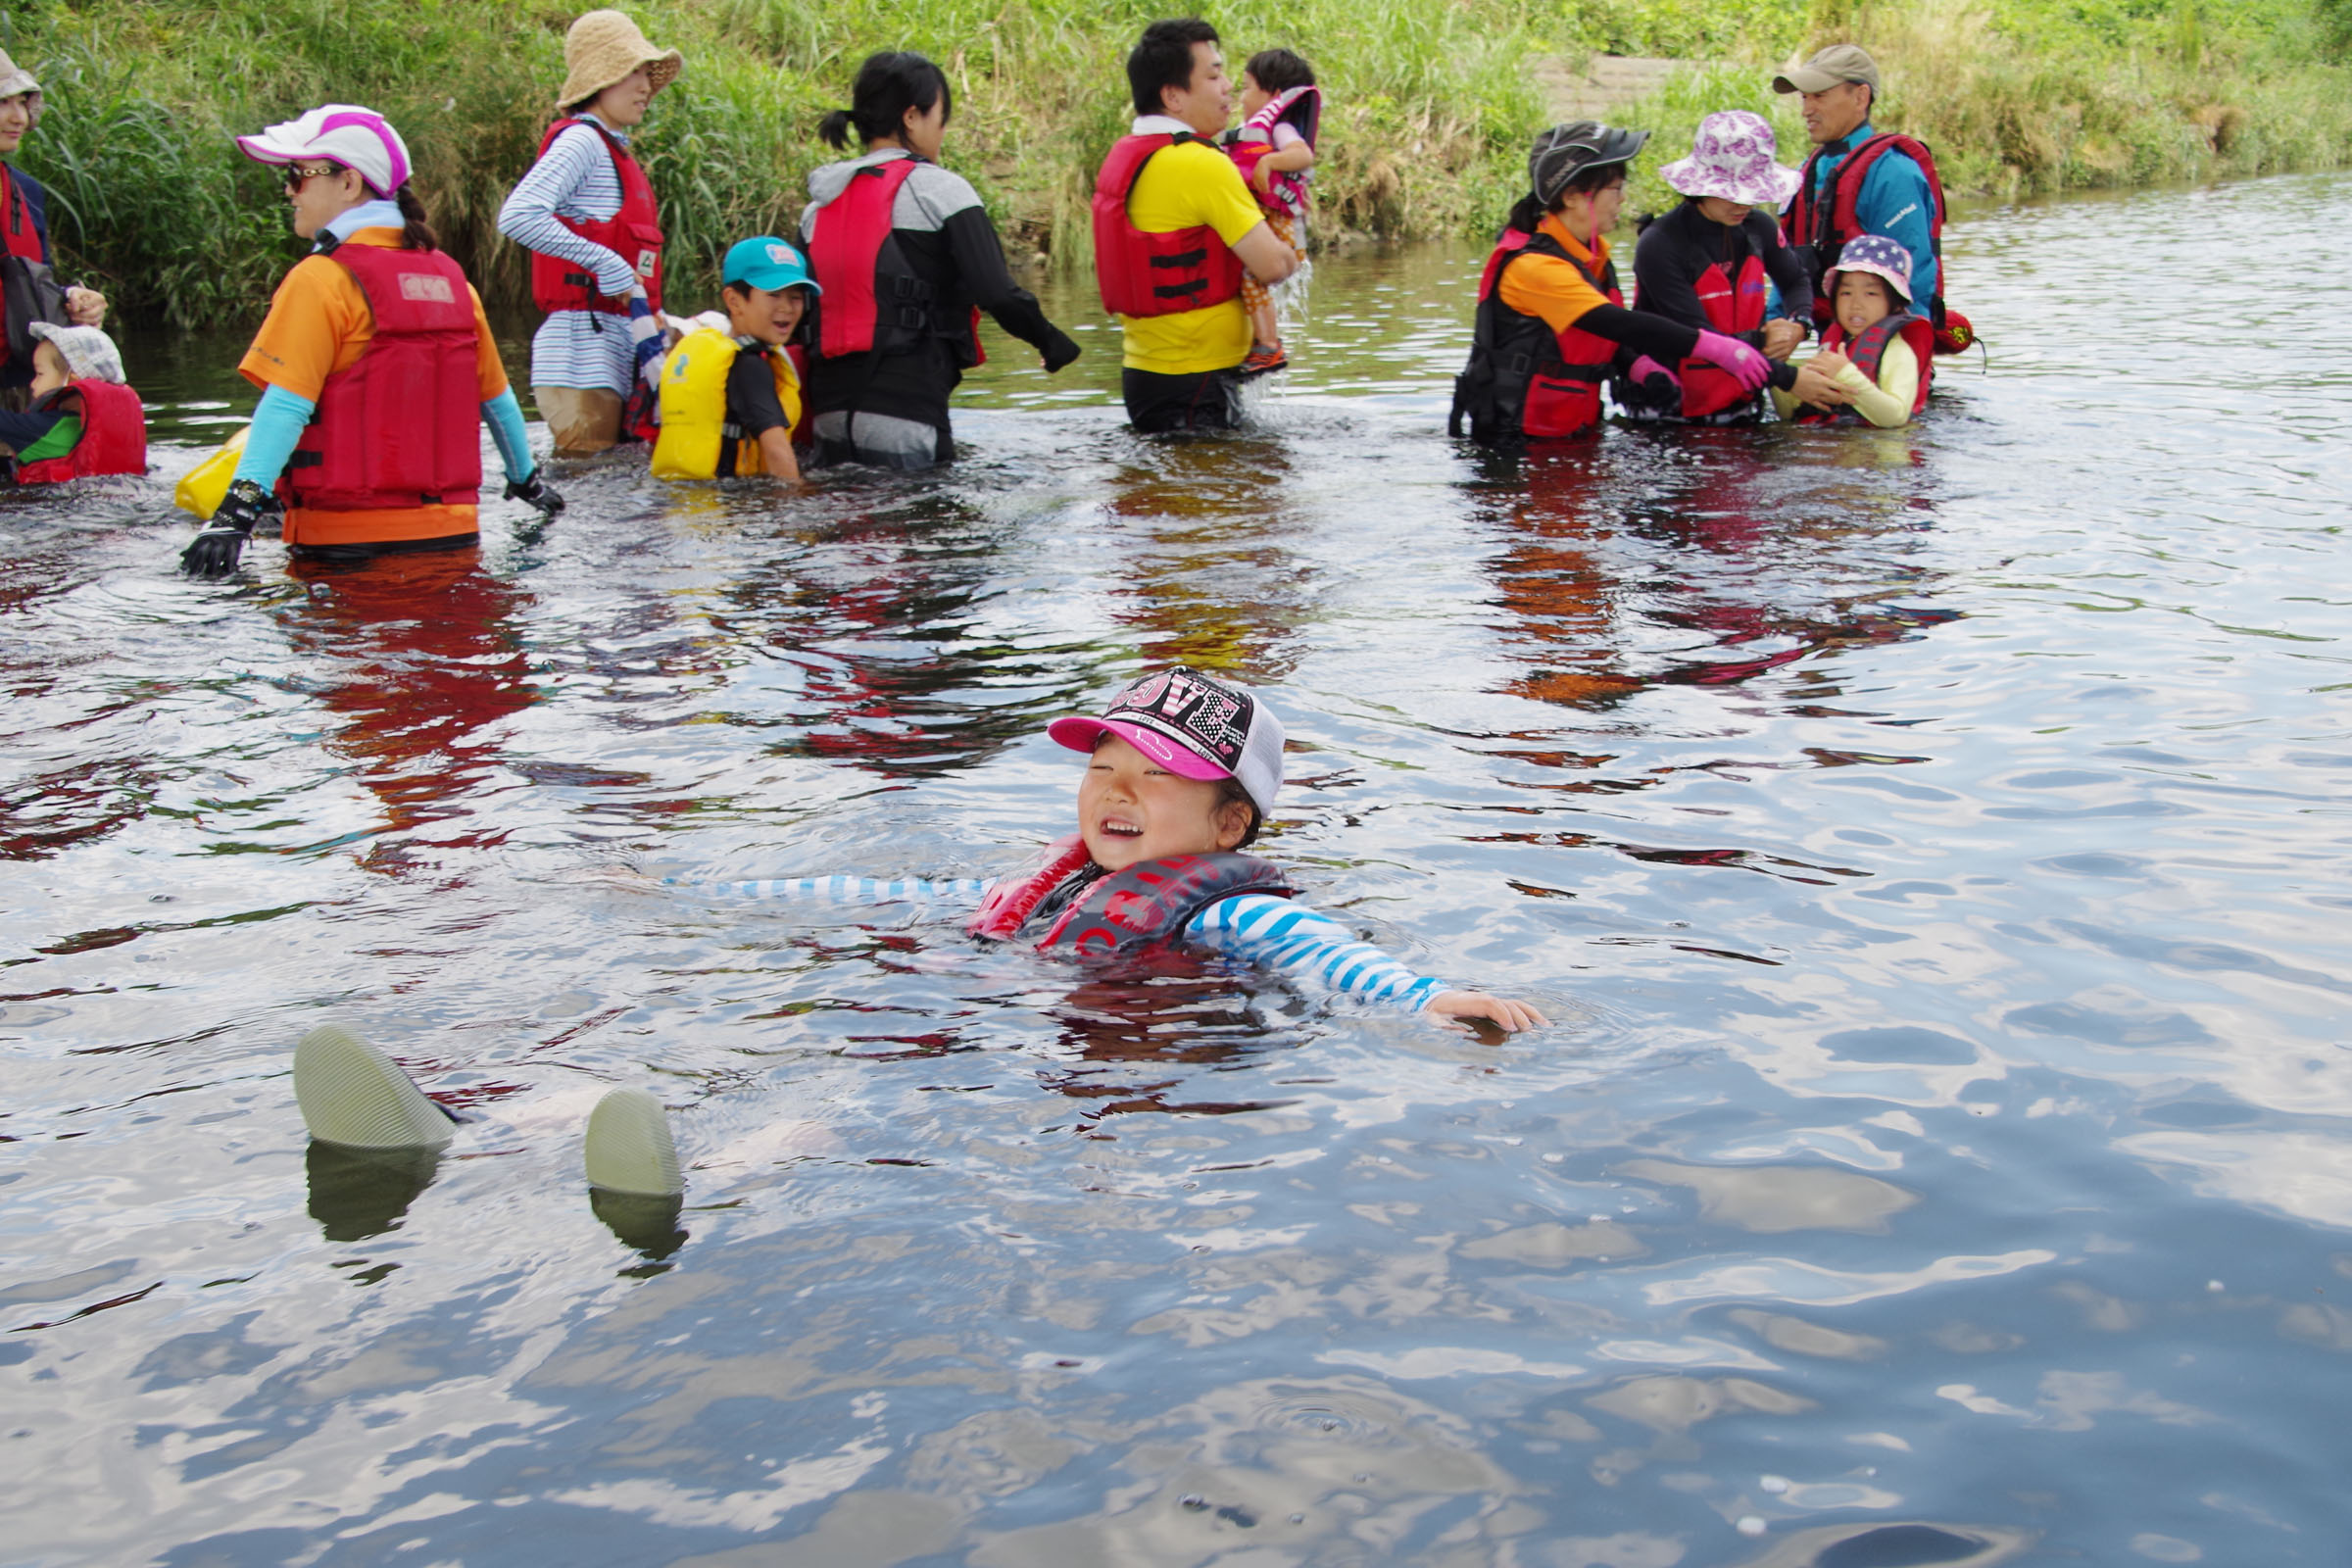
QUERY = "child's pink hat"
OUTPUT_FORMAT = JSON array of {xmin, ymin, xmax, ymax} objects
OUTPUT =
[{"xmin": 1049, "ymin": 667, "xmax": 1285, "ymax": 815}]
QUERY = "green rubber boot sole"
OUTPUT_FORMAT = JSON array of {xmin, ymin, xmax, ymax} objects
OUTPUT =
[
  {"xmin": 293, "ymin": 1024, "xmax": 456, "ymax": 1151},
  {"xmin": 584, "ymin": 1088, "xmax": 683, "ymax": 1198}
]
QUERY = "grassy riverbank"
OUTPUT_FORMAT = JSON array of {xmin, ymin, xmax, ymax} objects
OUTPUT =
[{"xmin": 2, "ymin": 0, "xmax": 2345, "ymax": 328}]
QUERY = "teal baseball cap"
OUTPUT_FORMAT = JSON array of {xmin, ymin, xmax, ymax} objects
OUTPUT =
[{"xmin": 721, "ymin": 235, "xmax": 820, "ymax": 294}]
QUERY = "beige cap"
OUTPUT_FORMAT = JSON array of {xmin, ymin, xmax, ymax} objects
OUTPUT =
[
  {"xmin": 0, "ymin": 49, "xmax": 42, "ymax": 106},
  {"xmin": 556, "ymin": 11, "xmax": 683, "ymax": 112},
  {"xmin": 1773, "ymin": 43, "xmax": 1881, "ymax": 95}
]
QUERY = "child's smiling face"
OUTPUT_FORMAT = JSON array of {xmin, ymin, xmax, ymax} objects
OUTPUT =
[
  {"xmin": 724, "ymin": 281, "xmax": 807, "ymax": 346},
  {"xmin": 1238, "ymin": 71, "xmax": 1270, "ymax": 119},
  {"xmin": 1834, "ymin": 271, "xmax": 1896, "ymax": 338},
  {"xmin": 1077, "ymin": 735, "xmax": 1251, "ymax": 872}
]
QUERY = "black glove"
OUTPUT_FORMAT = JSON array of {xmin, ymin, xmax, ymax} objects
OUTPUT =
[
  {"xmin": 1038, "ymin": 325, "xmax": 1081, "ymax": 375},
  {"xmin": 505, "ymin": 469, "xmax": 565, "ymax": 517},
  {"xmin": 180, "ymin": 479, "xmax": 275, "ymax": 579}
]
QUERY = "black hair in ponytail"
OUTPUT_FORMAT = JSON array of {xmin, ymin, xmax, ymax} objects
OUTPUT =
[
  {"xmin": 817, "ymin": 51, "xmax": 953, "ymax": 151},
  {"xmin": 395, "ymin": 184, "xmax": 440, "ymax": 251}
]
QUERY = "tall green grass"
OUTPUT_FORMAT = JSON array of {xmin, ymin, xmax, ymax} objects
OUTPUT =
[
  {"xmin": 0, "ymin": 0, "xmax": 1548, "ymax": 327},
  {"xmin": 0, "ymin": 0, "xmax": 2344, "ymax": 332}
]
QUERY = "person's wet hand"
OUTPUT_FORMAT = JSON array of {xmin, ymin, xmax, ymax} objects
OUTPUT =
[
  {"xmin": 505, "ymin": 469, "xmax": 565, "ymax": 516},
  {"xmin": 1691, "ymin": 329, "xmax": 1771, "ymax": 392},
  {"xmin": 179, "ymin": 479, "xmax": 274, "ymax": 579},
  {"xmin": 1628, "ymin": 355, "xmax": 1680, "ymax": 397},
  {"xmin": 1039, "ymin": 325, "xmax": 1081, "ymax": 374},
  {"xmin": 1424, "ymin": 990, "xmax": 1549, "ymax": 1034},
  {"xmin": 1762, "ymin": 318, "xmax": 1806, "ymax": 360},
  {"xmin": 1790, "ymin": 361, "xmax": 1848, "ymax": 407}
]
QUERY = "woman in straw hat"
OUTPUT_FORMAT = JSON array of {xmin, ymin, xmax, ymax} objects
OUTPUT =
[
  {"xmin": 497, "ymin": 10, "xmax": 681, "ymax": 456},
  {"xmin": 0, "ymin": 48, "xmax": 108, "ymax": 398},
  {"xmin": 1619, "ymin": 109, "xmax": 1835, "ymax": 424},
  {"xmin": 177, "ymin": 105, "xmax": 562, "ymax": 579}
]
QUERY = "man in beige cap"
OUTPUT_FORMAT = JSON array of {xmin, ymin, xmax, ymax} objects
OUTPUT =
[
  {"xmin": 497, "ymin": 12, "xmax": 683, "ymax": 454},
  {"xmin": 1772, "ymin": 42, "xmax": 1946, "ymax": 337},
  {"xmin": 0, "ymin": 48, "xmax": 108, "ymax": 398}
]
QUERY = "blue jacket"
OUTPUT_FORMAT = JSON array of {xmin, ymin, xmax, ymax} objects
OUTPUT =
[{"xmin": 1803, "ymin": 122, "xmax": 1937, "ymax": 306}]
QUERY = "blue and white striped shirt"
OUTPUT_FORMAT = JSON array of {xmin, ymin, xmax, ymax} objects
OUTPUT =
[
  {"xmin": 497, "ymin": 114, "xmax": 643, "ymax": 394},
  {"xmin": 689, "ymin": 874, "xmax": 1445, "ymax": 1011}
]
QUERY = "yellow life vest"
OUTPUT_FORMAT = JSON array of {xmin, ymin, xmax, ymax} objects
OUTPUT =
[{"xmin": 651, "ymin": 327, "xmax": 802, "ymax": 480}]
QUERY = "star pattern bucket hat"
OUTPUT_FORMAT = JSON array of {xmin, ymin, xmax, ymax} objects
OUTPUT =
[
  {"xmin": 1831, "ymin": 233, "xmax": 1915, "ymax": 302},
  {"xmin": 1658, "ymin": 110, "xmax": 1804, "ymax": 209}
]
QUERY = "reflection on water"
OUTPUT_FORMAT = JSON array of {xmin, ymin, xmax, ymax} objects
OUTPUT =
[{"xmin": 6, "ymin": 173, "xmax": 2352, "ymax": 1565}]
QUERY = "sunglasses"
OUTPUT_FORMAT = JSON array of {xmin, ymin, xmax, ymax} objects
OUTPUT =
[{"xmin": 283, "ymin": 162, "xmax": 346, "ymax": 193}]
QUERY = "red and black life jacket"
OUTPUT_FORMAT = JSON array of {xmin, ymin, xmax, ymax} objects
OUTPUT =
[
  {"xmin": 1792, "ymin": 311, "xmax": 1936, "ymax": 424},
  {"xmin": 1093, "ymin": 132, "xmax": 1247, "ymax": 318},
  {"xmin": 1678, "ymin": 250, "xmax": 1768, "ymax": 419},
  {"xmin": 282, "ymin": 241, "xmax": 482, "ymax": 514},
  {"xmin": 12, "ymin": 378, "xmax": 147, "ymax": 484},
  {"xmin": 967, "ymin": 834, "xmax": 1293, "ymax": 957},
  {"xmin": 526, "ymin": 118, "xmax": 664, "ymax": 316},
  {"xmin": 1785, "ymin": 131, "xmax": 1946, "ymax": 331},
  {"xmin": 807, "ymin": 155, "xmax": 981, "ymax": 364},
  {"xmin": 1448, "ymin": 225, "xmax": 1621, "ymax": 445}
]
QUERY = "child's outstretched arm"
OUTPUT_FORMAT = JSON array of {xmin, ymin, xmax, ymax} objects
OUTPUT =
[{"xmin": 1187, "ymin": 895, "xmax": 1546, "ymax": 1033}]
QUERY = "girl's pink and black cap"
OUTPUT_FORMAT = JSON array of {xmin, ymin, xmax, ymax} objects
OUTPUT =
[{"xmin": 1049, "ymin": 667, "xmax": 1286, "ymax": 815}]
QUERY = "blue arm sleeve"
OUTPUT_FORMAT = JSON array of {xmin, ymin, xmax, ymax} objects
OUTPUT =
[
  {"xmin": 229, "ymin": 384, "xmax": 317, "ymax": 489},
  {"xmin": 677, "ymin": 875, "xmax": 994, "ymax": 908},
  {"xmin": 1186, "ymin": 894, "xmax": 1446, "ymax": 1012},
  {"xmin": 1859, "ymin": 154, "xmax": 1939, "ymax": 305},
  {"xmin": 482, "ymin": 389, "xmax": 534, "ymax": 484}
]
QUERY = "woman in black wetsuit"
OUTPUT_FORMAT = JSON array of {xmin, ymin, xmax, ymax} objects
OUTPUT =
[
  {"xmin": 798, "ymin": 52, "xmax": 1081, "ymax": 470},
  {"xmin": 1622, "ymin": 110, "xmax": 1837, "ymax": 423}
]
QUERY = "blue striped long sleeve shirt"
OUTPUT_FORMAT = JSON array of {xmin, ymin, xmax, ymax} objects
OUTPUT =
[
  {"xmin": 691, "ymin": 875, "xmax": 1446, "ymax": 1012},
  {"xmin": 497, "ymin": 115, "xmax": 642, "ymax": 394}
]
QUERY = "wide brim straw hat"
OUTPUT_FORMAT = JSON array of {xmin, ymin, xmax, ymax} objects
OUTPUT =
[
  {"xmin": 0, "ymin": 50, "xmax": 44, "ymax": 123},
  {"xmin": 557, "ymin": 11, "xmax": 684, "ymax": 111},
  {"xmin": 1657, "ymin": 110, "xmax": 1803, "ymax": 209}
]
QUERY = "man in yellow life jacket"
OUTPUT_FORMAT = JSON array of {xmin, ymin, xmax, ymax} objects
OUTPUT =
[{"xmin": 651, "ymin": 236, "xmax": 815, "ymax": 482}]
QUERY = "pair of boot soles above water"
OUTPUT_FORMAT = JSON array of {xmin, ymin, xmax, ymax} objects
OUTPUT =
[{"xmin": 294, "ymin": 1024, "xmax": 685, "ymax": 1254}]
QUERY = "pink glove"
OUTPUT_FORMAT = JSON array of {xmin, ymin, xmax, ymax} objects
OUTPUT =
[
  {"xmin": 1628, "ymin": 355, "xmax": 1681, "ymax": 391},
  {"xmin": 1691, "ymin": 330, "xmax": 1771, "ymax": 392}
]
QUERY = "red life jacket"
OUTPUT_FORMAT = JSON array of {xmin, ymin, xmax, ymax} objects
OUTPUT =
[
  {"xmin": 967, "ymin": 833, "xmax": 1294, "ymax": 956},
  {"xmin": 1792, "ymin": 311, "xmax": 1936, "ymax": 424},
  {"xmin": 1678, "ymin": 251, "xmax": 1767, "ymax": 419},
  {"xmin": 806, "ymin": 155, "xmax": 981, "ymax": 364},
  {"xmin": 526, "ymin": 118, "xmax": 664, "ymax": 316},
  {"xmin": 282, "ymin": 242, "xmax": 482, "ymax": 514},
  {"xmin": 1225, "ymin": 85, "xmax": 1321, "ymax": 219},
  {"xmin": 1448, "ymin": 225, "xmax": 1621, "ymax": 445},
  {"xmin": 12, "ymin": 378, "xmax": 147, "ymax": 483},
  {"xmin": 1093, "ymin": 133, "xmax": 1247, "ymax": 318},
  {"xmin": 1785, "ymin": 131, "xmax": 1946, "ymax": 330}
]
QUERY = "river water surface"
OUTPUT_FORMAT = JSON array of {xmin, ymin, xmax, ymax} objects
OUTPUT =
[{"xmin": 6, "ymin": 172, "xmax": 2351, "ymax": 1567}]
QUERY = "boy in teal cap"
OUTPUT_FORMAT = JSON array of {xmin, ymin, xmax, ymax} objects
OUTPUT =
[{"xmin": 651, "ymin": 236, "xmax": 818, "ymax": 482}]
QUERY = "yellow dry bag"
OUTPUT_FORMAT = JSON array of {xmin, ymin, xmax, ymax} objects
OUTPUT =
[
  {"xmin": 650, "ymin": 328, "xmax": 801, "ymax": 480},
  {"xmin": 172, "ymin": 425, "xmax": 250, "ymax": 519}
]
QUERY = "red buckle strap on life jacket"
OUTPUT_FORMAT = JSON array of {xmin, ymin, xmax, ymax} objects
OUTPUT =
[
  {"xmin": 1093, "ymin": 133, "xmax": 1247, "ymax": 318},
  {"xmin": 1677, "ymin": 251, "xmax": 1767, "ymax": 419},
  {"xmin": 1793, "ymin": 312, "xmax": 1936, "ymax": 424},
  {"xmin": 967, "ymin": 834, "xmax": 1097, "ymax": 942},
  {"xmin": 1, "ymin": 165, "xmax": 45, "ymax": 265},
  {"xmin": 809, "ymin": 157, "xmax": 925, "ymax": 359},
  {"xmin": 284, "ymin": 244, "xmax": 483, "ymax": 513},
  {"xmin": 1038, "ymin": 852, "xmax": 1294, "ymax": 958},
  {"xmin": 526, "ymin": 118, "xmax": 664, "ymax": 316},
  {"xmin": 12, "ymin": 378, "xmax": 147, "ymax": 484}
]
